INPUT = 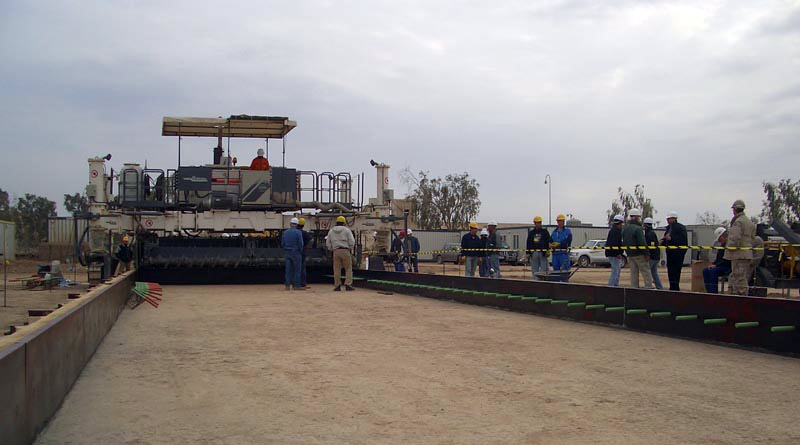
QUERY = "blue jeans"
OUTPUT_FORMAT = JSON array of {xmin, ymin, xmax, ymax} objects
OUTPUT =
[
  {"xmin": 479, "ymin": 257, "xmax": 489, "ymax": 277},
  {"xmin": 394, "ymin": 261, "xmax": 405, "ymax": 272},
  {"xmin": 552, "ymin": 253, "xmax": 570, "ymax": 271},
  {"xmin": 284, "ymin": 250, "xmax": 302, "ymax": 287},
  {"xmin": 300, "ymin": 254, "xmax": 308, "ymax": 286},
  {"xmin": 649, "ymin": 259, "xmax": 664, "ymax": 290},
  {"xmin": 489, "ymin": 254, "xmax": 501, "ymax": 278},
  {"xmin": 464, "ymin": 256, "xmax": 478, "ymax": 277},
  {"xmin": 530, "ymin": 252, "xmax": 548, "ymax": 279},
  {"xmin": 703, "ymin": 264, "xmax": 731, "ymax": 293},
  {"xmin": 608, "ymin": 256, "xmax": 622, "ymax": 286}
]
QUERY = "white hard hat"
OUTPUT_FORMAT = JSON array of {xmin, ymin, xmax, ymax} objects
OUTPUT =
[
  {"xmin": 667, "ymin": 211, "xmax": 678, "ymax": 219},
  {"xmin": 629, "ymin": 208, "xmax": 642, "ymax": 217},
  {"xmin": 613, "ymin": 214, "xmax": 624, "ymax": 223},
  {"xmin": 480, "ymin": 228, "xmax": 489, "ymax": 236},
  {"xmin": 290, "ymin": 217, "xmax": 299, "ymax": 224},
  {"xmin": 488, "ymin": 220, "xmax": 498, "ymax": 226},
  {"xmin": 643, "ymin": 217, "xmax": 654, "ymax": 225},
  {"xmin": 714, "ymin": 227, "xmax": 727, "ymax": 240},
  {"xmin": 257, "ymin": 148, "xmax": 265, "ymax": 156},
  {"xmin": 407, "ymin": 229, "xmax": 413, "ymax": 234}
]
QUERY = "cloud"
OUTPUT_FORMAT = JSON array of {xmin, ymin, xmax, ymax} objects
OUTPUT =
[{"xmin": 0, "ymin": 0, "xmax": 797, "ymax": 225}]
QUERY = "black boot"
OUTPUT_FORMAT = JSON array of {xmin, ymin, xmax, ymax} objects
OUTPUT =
[
  {"xmin": 345, "ymin": 285, "xmax": 354, "ymax": 291},
  {"xmin": 333, "ymin": 286, "xmax": 341, "ymax": 291}
]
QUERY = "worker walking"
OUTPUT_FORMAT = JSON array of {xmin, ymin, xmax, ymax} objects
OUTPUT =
[
  {"xmin": 724, "ymin": 199, "xmax": 756, "ymax": 295},
  {"xmin": 281, "ymin": 218, "xmax": 305, "ymax": 291},
  {"xmin": 391, "ymin": 231, "xmax": 406, "ymax": 272},
  {"xmin": 661, "ymin": 211, "xmax": 688, "ymax": 290},
  {"xmin": 550, "ymin": 214, "xmax": 572, "ymax": 271},
  {"xmin": 296, "ymin": 218, "xmax": 313, "ymax": 288},
  {"xmin": 461, "ymin": 222, "xmax": 483, "ymax": 277},
  {"xmin": 623, "ymin": 209, "xmax": 653, "ymax": 288},
  {"xmin": 479, "ymin": 228, "xmax": 490, "ymax": 277},
  {"xmin": 486, "ymin": 221, "xmax": 501, "ymax": 278},
  {"xmin": 406, "ymin": 229, "xmax": 421, "ymax": 273},
  {"xmin": 115, "ymin": 235, "xmax": 134, "ymax": 275},
  {"xmin": 326, "ymin": 216, "xmax": 356, "ymax": 291},
  {"xmin": 643, "ymin": 217, "xmax": 663, "ymax": 289},
  {"xmin": 703, "ymin": 227, "xmax": 731, "ymax": 293},
  {"xmin": 605, "ymin": 215, "xmax": 625, "ymax": 287},
  {"xmin": 526, "ymin": 216, "xmax": 551, "ymax": 280},
  {"xmin": 249, "ymin": 148, "xmax": 270, "ymax": 171}
]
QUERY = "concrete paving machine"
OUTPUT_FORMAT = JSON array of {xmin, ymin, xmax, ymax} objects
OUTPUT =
[{"xmin": 82, "ymin": 115, "xmax": 404, "ymax": 283}]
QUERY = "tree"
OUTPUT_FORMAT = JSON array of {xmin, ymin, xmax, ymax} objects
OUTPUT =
[
  {"xmin": 695, "ymin": 211, "xmax": 728, "ymax": 226},
  {"xmin": 14, "ymin": 193, "xmax": 57, "ymax": 251},
  {"xmin": 761, "ymin": 179, "xmax": 800, "ymax": 224},
  {"xmin": 606, "ymin": 185, "xmax": 656, "ymax": 225},
  {"xmin": 0, "ymin": 188, "xmax": 10, "ymax": 220},
  {"xmin": 63, "ymin": 193, "xmax": 89, "ymax": 214},
  {"xmin": 400, "ymin": 169, "xmax": 481, "ymax": 230}
]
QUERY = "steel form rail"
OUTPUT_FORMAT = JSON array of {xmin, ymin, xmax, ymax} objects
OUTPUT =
[{"xmin": 354, "ymin": 271, "xmax": 800, "ymax": 355}]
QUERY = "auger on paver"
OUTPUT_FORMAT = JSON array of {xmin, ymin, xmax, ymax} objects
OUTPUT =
[{"xmin": 130, "ymin": 282, "xmax": 163, "ymax": 309}]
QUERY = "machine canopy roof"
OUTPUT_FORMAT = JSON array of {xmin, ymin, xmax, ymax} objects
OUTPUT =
[{"xmin": 162, "ymin": 115, "xmax": 297, "ymax": 139}]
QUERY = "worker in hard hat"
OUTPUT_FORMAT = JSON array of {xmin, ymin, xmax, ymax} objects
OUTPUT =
[
  {"xmin": 703, "ymin": 227, "xmax": 731, "ymax": 293},
  {"xmin": 623, "ymin": 209, "xmax": 653, "ymax": 288},
  {"xmin": 479, "ymin": 228, "xmax": 490, "ymax": 277},
  {"xmin": 643, "ymin": 217, "xmax": 663, "ymax": 289},
  {"xmin": 527, "ymin": 216, "xmax": 551, "ymax": 280},
  {"xmin": 114, "ymin": 234, "xmax": 134, "ymax": 275},
  {"xmin": 326, "ymin": 216, "xmax": 355, "ymax": 291},
  {"xmin": 281, "ymin": 218, "xmax": 305, "ymax": 291},
  {"xmin": 724, "ymin": 199, "xmax": 756, "ymax": 295},
  {"xmin": 550, "ymin": 214, "xmax": 572, "ymax": 271},
  {"xmin": 605, "ymin": 214, "xmax": 625, "ymax": 286},
  {"xmin": 391, "ymin": 230, "xmax": 406, "ymax": 272},
  {"xmin": 486, "ymin": 221, "xmax": 501, "ymax": 278},
  {"xmin": 660, "ymin": 211, "xmax": 688, "ymax": 290},
  {"xmin": 249, "ymin": 148, "xmax": 270, "ymax": 171},
  {"xmin": 461, "ymin": 222, "xmax": 482, "ymax": 277},
  {"xmin": 296, "ymin": 217, "xmax": 313, "ymax": 288},
  {"xmin": 406, "ymin": 229, "xmax": 421, "ymax": 273}
]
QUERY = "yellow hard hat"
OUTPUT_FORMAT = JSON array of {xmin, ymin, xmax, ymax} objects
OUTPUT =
[
  {"xmin": 533, "ymin": 216, "xmax": 542, "ymax": 223},
  {"xmin": 122, "ymin": 235, "xmax": 130, "ymax": 243},
  {"xmin": 336, "ymin": 216, "xmax": 346, "ymax": 223},
  {"xmin": 469, "ymin": 222, "xmax": 478, "ymax": 229},
  {"xmin": 298, "ymin": 217, "xmax": 306, "ymax": 225},
  {"xmin": 556, "ymin": 214, "xmax": 566, "ymax": 221}
]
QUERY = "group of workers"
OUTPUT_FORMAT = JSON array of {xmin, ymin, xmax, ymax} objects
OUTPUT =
[
  {"xmin": 702, "ymin": 200, "xmax": 762, "ymax": 296},
  {"xmin": 605, "ymin": 209, "xmax": 687, "ymax": 290},
  {"xmin": 459, "ymin": 221, "xmax": 504, "ymax": 278},
  {"xmin": 603, "ymin": 199, "xmax": 758, "ymax": 296},
  {"xmin": 390, "ymin": 230, "xmax": 421, "ymax": 272},
  {"xmin": 458, "ymin": 215, "xmax": 574, "ymax": 280},
  {"xmin": 451, "ymin": 199, "xmax": 759, "ymax": 296},
  {"xmin": 281, "ymin": 215, "xmax": 356, "ymax": 292}
]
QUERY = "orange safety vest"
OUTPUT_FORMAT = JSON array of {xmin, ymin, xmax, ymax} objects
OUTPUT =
[{"xmin": 250, "ymin": 156, "xmax": 270, "ymax": 171}]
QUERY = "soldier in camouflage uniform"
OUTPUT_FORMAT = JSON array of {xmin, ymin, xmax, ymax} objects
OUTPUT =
[{"xmin": 723, "ymin": 199, "xmax": 756, "ymax": 296}]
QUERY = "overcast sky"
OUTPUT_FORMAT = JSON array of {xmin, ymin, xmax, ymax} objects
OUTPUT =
[{"xmin": 1, "ymin": 1, "xmax": 798, "ymax": 226}]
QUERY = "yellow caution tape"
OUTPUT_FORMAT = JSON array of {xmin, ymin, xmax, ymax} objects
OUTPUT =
[{"xmin": 364, "ymin": 243, "xmax": 799, "ymax": 256}]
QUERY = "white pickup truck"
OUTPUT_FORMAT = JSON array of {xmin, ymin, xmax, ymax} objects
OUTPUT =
[{"xmin": 569, "ymin": 239, "xmax": 627, "ymax": 268}]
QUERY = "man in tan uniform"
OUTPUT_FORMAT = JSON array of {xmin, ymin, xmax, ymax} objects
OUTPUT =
[
  {"xmin": 326, "ymin": 215, "xmax": 356, "ymax": 291},
  {"xmin": 724, "ymin": 199, "xmax": 756, "ymax": 295}
]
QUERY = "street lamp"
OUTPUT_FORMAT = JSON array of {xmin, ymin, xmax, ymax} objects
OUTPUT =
[{"xmin": 544, "ymin": 174, "xmax": 552, "ymax": 225}]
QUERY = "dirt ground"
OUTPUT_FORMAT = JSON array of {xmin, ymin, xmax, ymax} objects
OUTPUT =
[
  {"xmin": 35, "ymin": 284, "xmax": 800, "ymax": 444},
  {"xmin": 0, "ymin": 260, "xmax": 90, "ymax": 333}
]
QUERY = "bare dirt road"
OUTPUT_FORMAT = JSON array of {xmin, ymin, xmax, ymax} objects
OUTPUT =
[{"xmin": 36, "ymin": 284, "xmax": 800, "ymax": 444}]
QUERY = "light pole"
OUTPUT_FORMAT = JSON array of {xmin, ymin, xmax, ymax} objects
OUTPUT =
[{"xmin": 544, "ymin": 174, "xmax": 552, "ymax": 225}]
